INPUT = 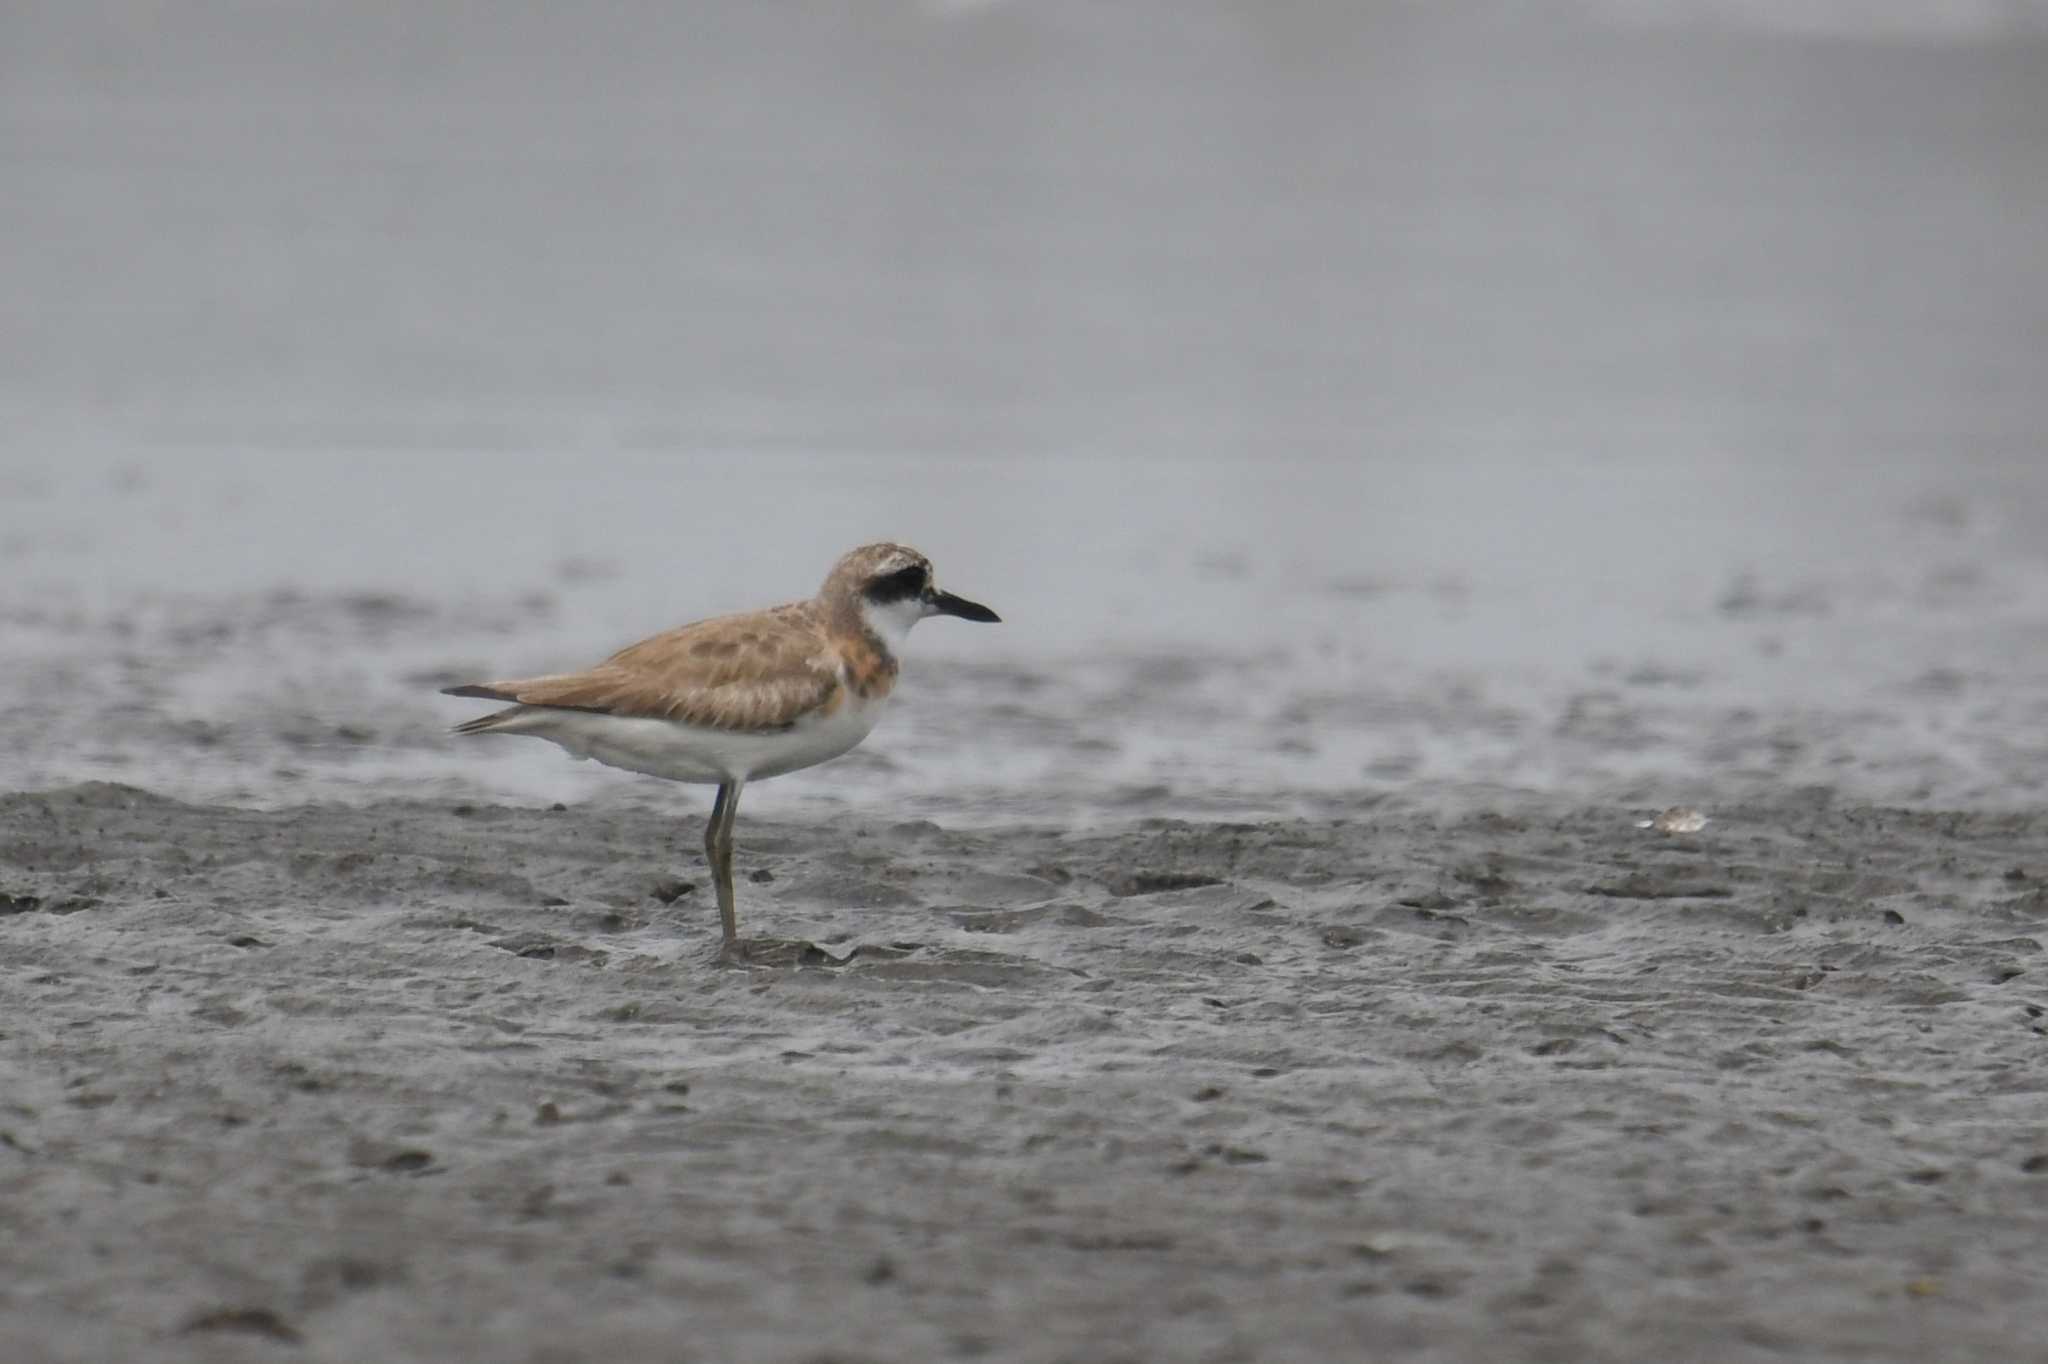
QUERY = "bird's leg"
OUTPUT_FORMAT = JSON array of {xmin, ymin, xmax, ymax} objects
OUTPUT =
[
  {"xmin": 704, "ymin": 781, "xmax": 740, "ymax": 944},
  {"xmin": 706, "ymin": 780, "xmax": 846, "ymax": 968}
]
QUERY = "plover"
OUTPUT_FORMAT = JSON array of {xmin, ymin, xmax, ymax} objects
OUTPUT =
[{"xmin": 443, "ymin": 542, "xmax": 999, "ymax": 960}]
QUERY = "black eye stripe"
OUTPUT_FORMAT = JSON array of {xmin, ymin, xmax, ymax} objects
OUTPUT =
[{"xmin": 865, "ymin": 564, "xmax": 928, "ymax": 603}]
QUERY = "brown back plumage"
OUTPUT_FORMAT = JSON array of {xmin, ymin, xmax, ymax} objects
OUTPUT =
[
  {"xmin": 446, "ymin": 599, "xmax": 852, "ymax": 734},
  {"xmin": 442, "ymin": 546, "xmax": 944, "ymax": 735}
]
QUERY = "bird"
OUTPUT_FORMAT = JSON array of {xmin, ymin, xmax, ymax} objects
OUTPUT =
[{"xmin": 441, "ymin": 542, "xmax": 1000, "ymax": 962}]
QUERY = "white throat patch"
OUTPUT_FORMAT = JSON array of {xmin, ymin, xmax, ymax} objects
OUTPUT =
[{"xmin": 860, "ymin": 594, "xmax": 926, "ymax": 650}]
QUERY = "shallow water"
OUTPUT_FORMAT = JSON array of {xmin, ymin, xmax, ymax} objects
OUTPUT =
[{"xmin": 6, "ymin": 442, "xmax": 2046, "ymax": 821}]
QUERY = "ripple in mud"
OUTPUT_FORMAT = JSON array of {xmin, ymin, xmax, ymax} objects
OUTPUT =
[{"xmin": 1106, "ymin": 870, "xmax": 1226, "ymax": 897}]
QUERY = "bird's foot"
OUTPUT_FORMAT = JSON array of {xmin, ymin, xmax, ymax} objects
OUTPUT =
[{"xmin": 715, "ymin": 936, "xmax": 853, "ymax": 968}]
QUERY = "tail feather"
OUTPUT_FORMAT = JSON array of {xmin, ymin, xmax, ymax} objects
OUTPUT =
[{"xmin": 450, "ymin": 707, "xmax": 527, "ymax": 736}]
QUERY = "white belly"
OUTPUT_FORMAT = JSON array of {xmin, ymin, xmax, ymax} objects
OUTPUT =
[{"xmin": 494, "ymin": 696, "xmax": 885, "ymax": 784}]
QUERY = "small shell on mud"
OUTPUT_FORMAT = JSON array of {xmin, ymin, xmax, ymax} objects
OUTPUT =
[{"xmin": 1638, "ymin": 806, "xmax": 1709, "ymax": 835}]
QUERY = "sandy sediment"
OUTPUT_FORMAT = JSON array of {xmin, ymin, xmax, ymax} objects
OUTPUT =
[{"xmin": 4, "ymin": 782, "xmax": 2047, "ymax": 1362}]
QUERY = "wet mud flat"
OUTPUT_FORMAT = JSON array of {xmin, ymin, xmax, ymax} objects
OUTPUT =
[{"xmin": 5, "ymin": 784, "xmax": 2047, "ymax": 1362}]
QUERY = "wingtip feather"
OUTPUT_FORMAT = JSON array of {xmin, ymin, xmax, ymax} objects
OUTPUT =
[{"xmin": 441, "ymin": 683, "xmax": 514, "ymax": 701}]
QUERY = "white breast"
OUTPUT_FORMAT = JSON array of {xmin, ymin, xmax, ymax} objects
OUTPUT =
[{"xmin": 496, "ymin": 691, "xmax": 888, "ymax": 785}]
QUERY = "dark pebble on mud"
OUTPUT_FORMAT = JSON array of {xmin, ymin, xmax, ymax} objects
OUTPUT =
[{"xmin": 180, "ymin": 1307, "xmax": 303, "ymax": 1343}]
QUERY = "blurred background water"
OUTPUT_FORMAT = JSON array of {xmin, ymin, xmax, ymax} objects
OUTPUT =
[{"xmin": 5, "ymin": 1, "xmax": 2047, "ymax": 821}]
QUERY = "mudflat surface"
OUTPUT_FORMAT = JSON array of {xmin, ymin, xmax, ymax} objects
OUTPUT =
[{"xmin": 5, "ymin": 782, "xmax": 2047, "ymax": 1363}]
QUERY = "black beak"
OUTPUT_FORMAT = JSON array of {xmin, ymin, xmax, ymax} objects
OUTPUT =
[{"xmin": 926, "ymin": 588, "xmax": 1001, "ymax": 623}]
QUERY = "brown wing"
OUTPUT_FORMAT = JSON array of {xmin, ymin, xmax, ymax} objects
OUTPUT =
[{"xmin": 447, "ymin": 602, "xmax": 844, "ymax": 733}]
